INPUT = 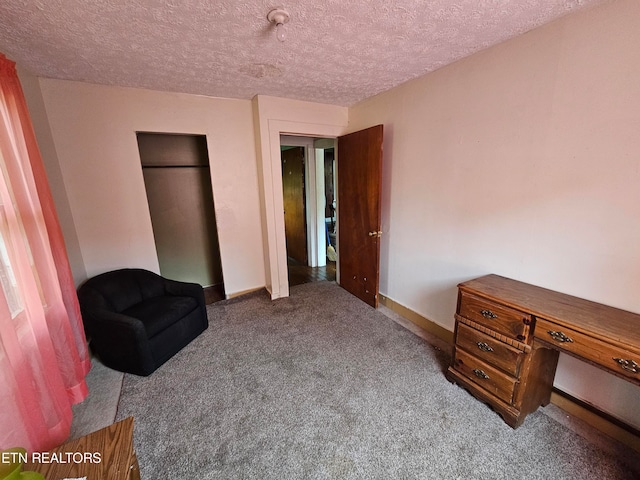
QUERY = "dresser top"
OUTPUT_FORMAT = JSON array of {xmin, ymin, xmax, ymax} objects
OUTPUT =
[
  {"xmin": 25, "ymin": 417, "xmax": 136, "ymax": 479},
  {"xmin": 458, "ymin": 274, "xmax": 640, "ymax": 354}
]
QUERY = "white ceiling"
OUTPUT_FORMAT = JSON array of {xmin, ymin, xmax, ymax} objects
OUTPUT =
[{"xmin": 0, "ymin": 0, "xmax": 604, "ymax": 107}]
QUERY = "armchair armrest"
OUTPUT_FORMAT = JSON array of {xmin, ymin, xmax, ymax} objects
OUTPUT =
[
  {"xmin": 87, "ymin": 309, "xmax": 146, "ymax": 336},
  {"xmin": 162, "ymin": 278, "xmax": 207, "ymax": 331},
  {"xmin": 85, "ymin": 309, "xmax": 155, "ymax": 376},
  {"xmin": 162, "ymin": 277, "xmax": 205, "ymax": 302}
]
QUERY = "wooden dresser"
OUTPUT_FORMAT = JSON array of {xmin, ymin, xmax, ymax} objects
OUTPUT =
[{"xmin": 446, "ymin": 274, "xmax": 640, "ymax": 428}]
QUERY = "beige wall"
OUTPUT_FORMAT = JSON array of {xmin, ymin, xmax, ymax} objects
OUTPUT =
[
  {"xmin": 34, "ymin": 79, "xmax": 265, "ymax": 297},
  {"xmin": 349, "ymin": 0, "xmax": 640, "ymax": 428},
  {"xmin": 17, "ymin": 68, "xmax": 87, "ymax": 282}
]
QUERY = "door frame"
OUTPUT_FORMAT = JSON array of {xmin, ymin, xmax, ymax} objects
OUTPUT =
[{"xmin": 259, "ymin": 118, "xmax": 347, "ymax": 299}]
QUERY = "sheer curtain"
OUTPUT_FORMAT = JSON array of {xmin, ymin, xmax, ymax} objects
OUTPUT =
[{"xmin": 0, "ymin": 53, "xmax": 90, "ymax": 452}]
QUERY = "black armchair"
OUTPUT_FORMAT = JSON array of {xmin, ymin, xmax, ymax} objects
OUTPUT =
[{"xmin": 77, "ymin": 268, "xmax": 208, "ymax": 376}]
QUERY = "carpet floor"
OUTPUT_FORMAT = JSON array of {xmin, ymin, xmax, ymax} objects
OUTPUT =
[{"xmin": 115, "ymin": 281, "xmax": 638, "ymax": 479}]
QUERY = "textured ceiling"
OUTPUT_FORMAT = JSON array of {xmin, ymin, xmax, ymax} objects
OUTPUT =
[{"xmin": 0, "ymin": 0, "xmax": 604, "ymax": 106}]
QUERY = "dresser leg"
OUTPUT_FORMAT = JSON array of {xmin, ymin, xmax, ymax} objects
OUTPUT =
[
  {"xmin": 517, "ymin": 342, "xmax": 559, "ymax": 413},
  {"xmin": 129, "ymin": 452, "xmax": 141, "ymax": 480}
]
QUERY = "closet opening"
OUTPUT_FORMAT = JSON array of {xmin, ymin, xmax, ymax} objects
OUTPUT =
[{"xmin": 137, "ymin": 132, "xmax": 224, "ymax": 304}]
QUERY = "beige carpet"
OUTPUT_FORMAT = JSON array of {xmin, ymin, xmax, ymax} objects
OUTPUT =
[{"xmin": 70, "ymin": 354, "xmax": 123, "ymax": 440}]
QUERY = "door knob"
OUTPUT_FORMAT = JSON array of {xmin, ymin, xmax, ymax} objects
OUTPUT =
[{"xmin": 368, "ymin": 231, "xmax": 382, "ymax": 238}]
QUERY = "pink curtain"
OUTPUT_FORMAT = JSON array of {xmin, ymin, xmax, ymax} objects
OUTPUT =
[{"xmin": 0, "ymin": 54, "xmax": 90, "ymax": 452}]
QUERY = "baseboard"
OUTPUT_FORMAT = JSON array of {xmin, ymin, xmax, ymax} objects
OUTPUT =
[
  {"xmin": 550, "ymin": 390, "xmax": 640, "ymax": 454},
  {"xmin": 227, "ymin": 286, "xmax": 267, "ymax": 299},
  {"xmin": 379, "ymin": 293, "xmax": 640, "ymax": 453},
  {"xmin": 203, "ymin": 284, "xmax": 225, "ymax": 304},
  {"xmin": 379, "ymin": 294, "xmax": 453, "ymax": 345}
]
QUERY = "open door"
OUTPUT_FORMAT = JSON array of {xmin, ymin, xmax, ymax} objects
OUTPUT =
[
  {"xmin": 281, "ymin": 146, "xmax": 307, "ymax": 264},
  {"xmin": 337, "ymin": 125, "xmax": 383, "ymax": 308}
]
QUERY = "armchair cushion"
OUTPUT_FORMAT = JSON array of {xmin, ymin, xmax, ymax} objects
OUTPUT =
[{"xmin": 125, "ymin": 295, "xmax": 198, "ymax": 337}]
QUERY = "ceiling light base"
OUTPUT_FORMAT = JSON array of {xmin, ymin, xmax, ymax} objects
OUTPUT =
[{"xmin": 267, "ymin": 8, "xmax": 290, "ymax": 26}]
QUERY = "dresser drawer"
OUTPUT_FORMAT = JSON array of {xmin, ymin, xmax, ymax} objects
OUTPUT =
[
  {"xmin": 456, "ymin": 323, "xmax": 524, "ymax": 377},
  {"xmin": 459, "ymin": 292, "xmax": 531, "ymax": 342},
  {"xmin": 535, "ymin": 318, "xmax": 640, "ymax": 385},
  {"xmin": 453, "ymin": 348, "xmax": 517, "ymax": 404}
]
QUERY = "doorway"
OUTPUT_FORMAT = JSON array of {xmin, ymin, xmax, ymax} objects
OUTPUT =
[
  {"xmin": 280, "ymin": 136, "xmax": 336, "ymax": 287},
  {"xmin": 137, "ymin": 132, "xmax": 224, "ymax": 303}
]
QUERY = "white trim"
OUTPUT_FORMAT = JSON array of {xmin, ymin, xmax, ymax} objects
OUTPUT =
[
  {"xmin": 314, "ymin": 147, "xmax": 326, "ymax": 268},
  {"xmin": 266, "ymin": 120, "xmax": 346, "ymax": 299}
]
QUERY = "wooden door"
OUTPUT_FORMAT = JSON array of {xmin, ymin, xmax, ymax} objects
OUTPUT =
[
  {"xmin": 281, "ymin": 147, "xmax": 307, "ymax": 264},
  {"xmin": 337, "ymin": 125, "xmax": 383, "ymax": 308}
]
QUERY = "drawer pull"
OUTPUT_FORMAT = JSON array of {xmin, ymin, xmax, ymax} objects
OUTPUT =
[
  {"xmin": 547, "ymin": 330, "xmax": 573, "ymax": 343},
  {"xmin": 473, "ymin": 369, "xmax": 490, "ymax": 380},
  {"xmin": 480, "ymin": 309, "xmax": 498, "ymax": 319},
  {"xmin": 476, "ymin": 342, "xmax": 494, "ymax": 353},
  {"xmin": 613, "ymin": 358, "xmax": 639, "ymax": 374}
]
